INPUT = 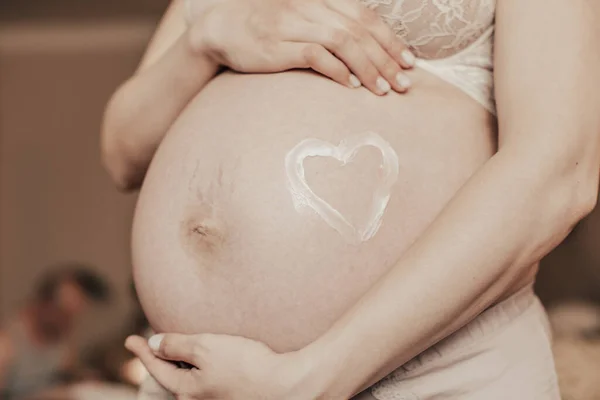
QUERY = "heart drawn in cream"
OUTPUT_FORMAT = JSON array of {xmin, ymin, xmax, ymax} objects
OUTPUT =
[{"xmin": 285, "ymin": 131, "xmax": 399, "ymax": 244}]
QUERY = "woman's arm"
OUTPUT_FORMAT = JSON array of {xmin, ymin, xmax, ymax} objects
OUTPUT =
[
  {"xmin": 297, "ymin": 0, "xmax": 600, "ymax": 397},
  {"xmin": 101, "ymin": 0, "xmax": 220, "ymax": 191}
]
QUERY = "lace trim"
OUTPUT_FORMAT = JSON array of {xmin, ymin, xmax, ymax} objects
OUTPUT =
[{"xmin": 359, "ymin": 0, "xmax": 495, "ymax": 59}]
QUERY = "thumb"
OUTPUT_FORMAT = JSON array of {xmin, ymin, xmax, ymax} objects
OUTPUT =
[
  {"xmin": 125, "ymin": 335, "xmax": 149, "ymax": 357},
  {"xmin": 147, "ymin": 333, "xmax": 202, "ymax": 367}
]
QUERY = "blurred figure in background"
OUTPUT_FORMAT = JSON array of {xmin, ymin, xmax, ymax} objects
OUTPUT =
[
  {"xmin": 84, "ymin": 279, "xmax": 150, "ymax": 386},
  {"xmin": 0, "ymin": 264, "xmax": 110, "ymax": 400}
]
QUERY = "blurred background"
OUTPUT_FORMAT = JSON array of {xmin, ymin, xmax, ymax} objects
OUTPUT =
[
  {"xmin": 0, "ymin": 1, "xmax": 599, "ymax": 399},
  {"xmin": 0, "ymin": 1, "xmax": 169, "ymax": 398}
]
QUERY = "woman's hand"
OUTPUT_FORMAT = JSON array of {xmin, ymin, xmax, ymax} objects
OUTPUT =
[
  {"xmin": 185, "ymin": 0, "xmax": 415, "ymax": 95},
  {"xmin": 125, "ymin": 333, "xmax": 312, "ymax": 400}
]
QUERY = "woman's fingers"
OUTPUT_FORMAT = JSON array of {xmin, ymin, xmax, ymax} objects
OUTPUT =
[
  {"xmin": 325, "ymin": 0, "xmax": 416, "ymax": 69},
  {"xmin": 349, "ymin": 24, "xmax": 412, "ymax": 92},
  {"xmin": 268, "ymin": 19, "xmax": 351, "ymax": 85},
  {"xmin": 124, "ymin": 336, "xmax": 193, "ymax": 394},
  {"xmin": 274, "ymin": 40, "xmax": 360, "ymax": 89},
  {"xmin": 125, "ymin": 335, "xmax": 203, "ymax": 395},
  {"xmin": 124, "ymin": 335, "xmax": 150, "ymax": 357},
  {"xmin": 147, "ymin": 334, "xmax": 208, "ymax": 367},
  {"xmin": 282, "ymin": 21, "xmax": 385, "ymax": 94},
  {"xmin": 278, "ymin": 19, "xmax": 361, "ymax": 88},
  {"xmin": 285, "ymin": 5, "xmax": 410, "ymax": 94},
  {"xmin": 315, "ymin": 27, "xmax": 385, "ymax": 94},
  {"xmin": 314, "ymin": 9, "xmax": 411, "ymax": 93}
]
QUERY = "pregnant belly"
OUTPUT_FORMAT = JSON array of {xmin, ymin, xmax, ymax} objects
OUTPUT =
[{"xmin": 132, "ymin": 68, "xmax": 497, "ymax": 353}]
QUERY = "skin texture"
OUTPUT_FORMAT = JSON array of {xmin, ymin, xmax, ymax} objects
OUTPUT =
[
  {"xmin": 123, "ymin": 0, "xmax": 600, "ymax": 399},
  {"xmin": 131, "ymin": 67, "xmax": 497, "ymax": 349},
  {"xmin": 127, "ymin": 66, "xmax": 498, "ymax": 397}
]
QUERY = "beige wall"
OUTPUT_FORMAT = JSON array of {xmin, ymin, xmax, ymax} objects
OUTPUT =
[{"xmin": 0, "ymin": 20, "xmax": 156, "ymax": 342}]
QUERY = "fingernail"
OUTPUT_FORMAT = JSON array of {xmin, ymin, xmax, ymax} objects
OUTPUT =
[
  {"xmin": 395, "ymin": 73, "xmax": 411, "ymax": 89},
  {"xmin": 348, "ymin": 74, "xmax": 361, "ymax": 88},
  {"xmin": 148, "ymin": 334, "xmax": 164, "ymax": 352},
  {"xmin": 401, "ymin": 50, "xmax": 415, "ymax": 67},
  {"xmin": 376, "ymin": 76, "xmax": 391, "ymax": 94}
]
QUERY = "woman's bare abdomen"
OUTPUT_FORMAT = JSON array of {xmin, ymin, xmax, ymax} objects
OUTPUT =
[{"xmin": 132, "ymin": 68, "xmax": 497, "ymax": 353}]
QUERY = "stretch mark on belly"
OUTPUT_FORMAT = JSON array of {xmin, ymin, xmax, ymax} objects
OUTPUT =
[{"xmin": 285, "ymin": 131, "xmax": 399, "ymax": 244}]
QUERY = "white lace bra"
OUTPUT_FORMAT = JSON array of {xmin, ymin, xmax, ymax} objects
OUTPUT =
[{"xmin": 360, "ymin": 0, "xmax": 496, "ymax": 114}]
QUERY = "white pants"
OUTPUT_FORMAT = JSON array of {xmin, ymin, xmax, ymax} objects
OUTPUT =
[{"xmin": 370, "ymin": 285, "xmax": 561, "ymax": 400}]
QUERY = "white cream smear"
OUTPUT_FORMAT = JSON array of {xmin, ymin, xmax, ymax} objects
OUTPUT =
[{"xmin": 285, "ymin": 131, "xmax": 399, "ymax": 244}]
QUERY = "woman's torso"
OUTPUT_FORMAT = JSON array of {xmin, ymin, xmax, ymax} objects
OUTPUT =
[{"xmin": 131, "ymin": 0, "xmax": 532, "ymax": 353}]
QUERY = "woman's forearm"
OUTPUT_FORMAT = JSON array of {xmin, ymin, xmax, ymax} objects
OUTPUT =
[
  {"xmin": 298, "ymin": 145, "xmax": 596, "ymax": 399},
  {"xmin": 101, "ymin": 33, "xmax": 219, "ymax": 190}
]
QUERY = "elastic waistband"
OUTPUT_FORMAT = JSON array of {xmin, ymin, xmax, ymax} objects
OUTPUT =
[
  {"xmin": 398, "ymin": 284, "xmax": 539, "ymax": 376},
  {"xmin": 372, "ymin": 285, "xmax": 557, "ymax": 399},
  {"xmin": 472, "ymin": 283, "xmax": 536, "ymax": 336},
  {"xmin": 432, "ymin": 283, "xmax": 538, "ymax": 358}
]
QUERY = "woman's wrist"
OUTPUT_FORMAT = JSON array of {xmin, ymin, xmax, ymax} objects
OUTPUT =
[
  {"xmin": 185, "ymin": 19, "xmax": 222, "ymax": 68},
  {"xmin": 281, "ymin": 350, "xmax": 332, "ymax": 400},
  {"xmin": 284, "ymin": 331, "xmax": 359, "ymax": 400},
  {"xmin": 176, "ymin": 31, "xmax": 220, "ymax": 88}
]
